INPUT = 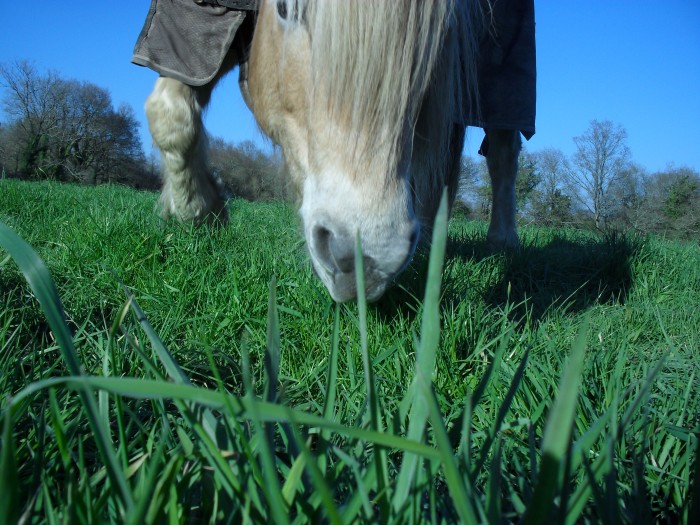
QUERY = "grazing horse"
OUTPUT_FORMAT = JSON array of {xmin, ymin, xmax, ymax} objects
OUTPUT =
[{"xmin": 134, "ymin": 0, "xmax": 536, "ymax": 302}]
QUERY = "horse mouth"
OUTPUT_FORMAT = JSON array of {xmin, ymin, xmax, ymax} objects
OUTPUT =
[
  {"xmin": 310, "ymin": 258, "xmax": 393, "ymax": 303},
  {"xmin": 310, "ymin": 244, "xmax": 421, "ymax": 302}
]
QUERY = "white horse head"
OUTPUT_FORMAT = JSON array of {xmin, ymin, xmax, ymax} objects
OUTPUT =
[{"xmin": 246, "ymin": 0, "xmax": 475, "ymax": 301}]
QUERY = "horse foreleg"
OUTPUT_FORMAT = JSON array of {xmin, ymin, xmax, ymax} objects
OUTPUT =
[
  {"xmin": 145, "ymin": 77, "xmax": 227, "ymax": 224},
  {"xmin": 484, "ymin": 129, "xmax": 521, "ymax": 250}
]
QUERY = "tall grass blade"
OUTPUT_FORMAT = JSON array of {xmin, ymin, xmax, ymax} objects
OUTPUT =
[
  {"xmin": 10, "ymin": 375, "xmax": 443, "ymax": 458},
  {"xmin": 423, "ymin": 379, "xmax": 479, "ymax": 524},
  {"xmin": 322, "ymin": 304, "xmax": 341, "ymax": 426},
  {"xmin": 263, "ymin": 276, "xmax": 282, "ymax": 488},
  {"xmin": 355, "ymin": 233, "xmax": 390, "ymax": 518},
  {"xmin": 248, "ymin": 397, "xmax": 289, "ymax": 525},
  {"xmin": 265, "ymin": 275, "xmax": 281, "ymax": 404},
  {"xmin": 319, "ymin": 303, "xmax": 341, "ymax": 477},
  {"xmin": 125, "ymin": 427, "xmax": 169, "ymax": 525},
  {"xmin": 393, "ymin": 189, "xmax": 448, "ymax": 510},
  {"xmin": 566, "ymin": 354, "xmax": 668, "ymax": 523},
  {"xmin": 523, "ymin": 315, "xmax": 589, "ymax": 525},
  {"xmin": 690, "ymin": 422, "xmax": 700, "ymax": 525},
  {"xmin": 114, "ymin": 277, "xmax": 232, "ymax": 451},
  {"xmin": 287, "ymin": 414, "xmax": 343, "ymax": 524},
  {"xmin": 0, "ymin": 221, "xmax": 134, "ymax": 513},
  {"xmin": 486, "ymin": 436, "xmax": 503, "ymax": 525},
  {"xmin": 333, "ymin": 446, "xmax": 376, "ymax": 522},
  {"xmin": 48, "ymin": 388, "xmax": 71, "ymax": 470},
  {"xmin": 417, "ymin": 189, "xmax": 449, "ymax": 382},
  {"xmin": 473, "ymin": 347, "xmax": 529, "ymax": 477},
  {"xmin": 0, "ymin": 222, "xmax": 81, "ymax": 376},
  {"xmin": 144, "ymin": 455, "xmax": 184, "ymax": 525},
  {"xmin": 281, "ymin": 453, "xmax": 306, "ymax": 506},
  {"xmin": 471, "ymin": 323, "xmax": 510, "ymax": 411},
  {"xmin": 0, "ymin": 408, "xmax": 18, "ymax": 525}
]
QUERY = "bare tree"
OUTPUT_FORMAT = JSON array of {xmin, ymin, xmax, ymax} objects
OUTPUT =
[
  {"xmin": 458, "ymin": 155, "xmax": 493, "ymax": 220},
  {"xmin": 457, "ymin": 154, "xmax": 481, "ymax": 198},
  {"xmin": 208, "ymin": 137, "xmax": 287, "ymax": 201},
  {"xmin": 514, "ymin": 149, "xmax": 541, "ymax": 217},
  {"xmin": 606, "ymin": 162, "xmax": 645, "ymax": 230},
  {"xmin": 0, "ymin": 122, "xmax": 8, "ymax": 174},
  {"xmin": 534, "ymin": 148, "xmax": 569, "ymax": 200},
  {"xmin": 529, "ymin": 148, "xmax": 573, "ymax": 225},
  {"xmin": 0, "ymin": 60, "xmax": 149, "ymax": 185},
  {"xmin": 1, "ymin": 61, "xmax": 66, "ymax": 177},
  {"xmin": 567, "ymin": 120, "xmax": 631, "ymax": 230}
]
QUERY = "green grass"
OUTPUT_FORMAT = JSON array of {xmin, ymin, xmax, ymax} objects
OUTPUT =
[{"xmin": 1, "ymin": 179, "xmax": 698, "ymax": 523}]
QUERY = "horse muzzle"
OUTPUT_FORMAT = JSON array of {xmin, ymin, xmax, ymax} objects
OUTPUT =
[{"xmin": 307, "ymin": 218, "xmax": 419, "ymax": 302}]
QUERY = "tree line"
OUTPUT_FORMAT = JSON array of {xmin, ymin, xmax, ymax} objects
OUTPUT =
[
  {"xmin": 458, "ymin": 120, "xmax": 700, "ymax": 241},
  {"xmin": 0, "ymin": 61, "xmax": 153, "ymax": 188},
  {"xmin": 2, "ymin": 62, "xmax": 697, "ymax": 240},
  {"xmin": 0, "ymin": 61, "xmax": 286, "ymax": 200}
]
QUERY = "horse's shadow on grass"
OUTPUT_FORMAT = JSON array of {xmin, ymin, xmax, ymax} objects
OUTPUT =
[{"xmin": 377, "ymin": 230, "xmax": 642, "ymax": 324}]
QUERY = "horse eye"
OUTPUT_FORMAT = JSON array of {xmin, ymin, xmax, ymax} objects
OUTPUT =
[
  {"xmin": 276, "ymin": 1, "xmax": 288, "ymax": 20},
  {"xmin": 276, "ymin": 1, "xmax": 304, "ymax": 24}
]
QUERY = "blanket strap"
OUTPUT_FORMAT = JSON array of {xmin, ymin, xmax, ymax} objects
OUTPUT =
[{"xmin": 194, "ymin": 0, "xmax": 258, "ymax": 11}]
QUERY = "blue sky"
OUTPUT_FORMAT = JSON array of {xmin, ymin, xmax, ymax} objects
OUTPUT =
[{"xmin": 1, "ymin": 1, "xmax": 699, "ymax": 173}]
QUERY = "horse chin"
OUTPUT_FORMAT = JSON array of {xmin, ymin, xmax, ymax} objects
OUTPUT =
[{"xmin": 311, "ymin": 262, "xmax": 392, "ymax": 304}]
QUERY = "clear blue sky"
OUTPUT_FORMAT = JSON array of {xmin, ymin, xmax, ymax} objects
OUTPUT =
[{"xmin": 1, "ymin": 1, "xmax": 698, "ymax": 173}]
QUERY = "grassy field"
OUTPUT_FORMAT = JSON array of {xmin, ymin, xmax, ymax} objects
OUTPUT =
[{"xmin": 1, "ymin": 179, "xmax": 698, "ymax": 524}]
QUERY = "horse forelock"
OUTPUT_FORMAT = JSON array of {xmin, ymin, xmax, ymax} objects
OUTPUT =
[{"xmin": 286, "ymin": 0, "xmax": 473, "ymax": 172}]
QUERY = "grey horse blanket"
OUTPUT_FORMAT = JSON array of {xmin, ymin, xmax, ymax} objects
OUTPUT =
[
  {"xmin": 132, "ymin": 0, "xmax": 251, "ymax": 86},
  {"xmin": 132, "ymin": 0, "xmax": 536, "ymax": 138},
  {"xmin": 467, "ymin": 0, "xmax": 537, "ymax": 139}
]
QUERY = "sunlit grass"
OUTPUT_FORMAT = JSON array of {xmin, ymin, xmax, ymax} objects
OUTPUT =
[{"xmin": 1, "ymin": 179, "xmax": 698, "ymax": 523}]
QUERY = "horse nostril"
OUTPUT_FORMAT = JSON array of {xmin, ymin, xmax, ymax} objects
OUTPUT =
[
  {"xmin": 312, "ymin": 225, "xmax": 334, "ymax": 271},
  {"xmin": 312, "ymin": 223, "xmax": 354, "ymax": 273},
  {"xmin": 311, "ymin": 223, "xmax": 365, "ymax": 275},
  {"xmin": 329, "ymin": 234, "xmax": 356, "ymax": 273}
]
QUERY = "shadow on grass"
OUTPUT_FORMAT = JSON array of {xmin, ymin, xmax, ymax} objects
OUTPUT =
[{"xmin": 377, "ymin": 229, "xmax": 643, "ymax": 324}]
